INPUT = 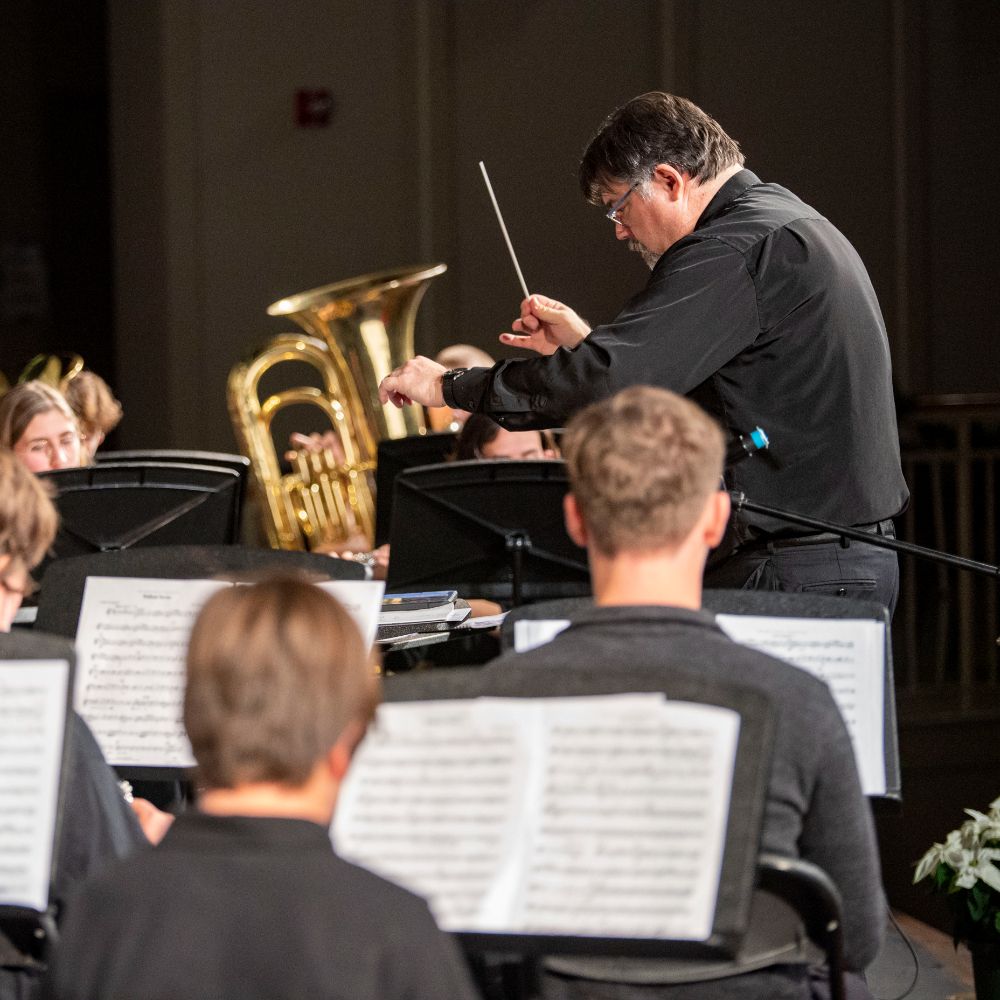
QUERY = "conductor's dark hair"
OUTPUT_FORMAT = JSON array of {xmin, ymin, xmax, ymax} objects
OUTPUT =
[{"xmin": 579, "ymin": 92, "xmax": 744, "ymax": 202}]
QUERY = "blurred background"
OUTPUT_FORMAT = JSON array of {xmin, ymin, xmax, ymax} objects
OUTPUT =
[{"xmin": 1, "ymin": 0, "xmax": 998, "ymax": 928}]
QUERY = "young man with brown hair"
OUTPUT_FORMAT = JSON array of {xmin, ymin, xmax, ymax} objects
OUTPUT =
[
  {"xmin": 482, "ymin": 387, "xmax": 884, "ymax": 1000},
  {"xmin": 42, "ymin": 578, "xmax": 480, "ymax": 1000}
]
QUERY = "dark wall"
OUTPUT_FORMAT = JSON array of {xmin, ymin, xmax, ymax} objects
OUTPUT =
[
  {"xmin": 1, "ymin": 1, "xmax": 997, "ymax": 421},
  {"xmin": 0, "ymin": 0, "xmax": 113, "ymax": 385}
]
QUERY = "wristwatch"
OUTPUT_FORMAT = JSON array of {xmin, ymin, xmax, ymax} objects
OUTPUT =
[{"xmin": 441, "ymin": 367, "xmax": 469, "ymax": 409}]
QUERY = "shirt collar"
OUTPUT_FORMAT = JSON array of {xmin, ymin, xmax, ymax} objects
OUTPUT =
[{"xmin": 695, "ymin": 168, "xmax": 761, "ymax": 230}]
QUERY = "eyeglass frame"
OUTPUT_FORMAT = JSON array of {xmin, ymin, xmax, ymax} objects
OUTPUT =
[{"xmin": 605, "ymin": 180, "xmax": 642, "ymax": 227}]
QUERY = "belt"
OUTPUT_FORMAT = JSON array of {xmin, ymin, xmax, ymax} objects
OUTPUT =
[{"xmin": 743, "ymin": 518, "xmax": 895, "ymax": 553}]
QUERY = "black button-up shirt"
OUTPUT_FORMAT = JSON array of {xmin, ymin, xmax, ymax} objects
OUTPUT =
[{"xmin": 444, "ymin": 170, "xmax": 908, "ymax": 536}]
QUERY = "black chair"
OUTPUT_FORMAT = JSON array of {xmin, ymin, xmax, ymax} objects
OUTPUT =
[{"xmin": 35, "ymin": 544, "xmax": 366, "ymax": 639}]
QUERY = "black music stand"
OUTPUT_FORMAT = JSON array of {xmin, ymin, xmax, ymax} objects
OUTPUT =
[
  {"xmin": 374, "ymin": 432, "xmax": 457, "ymax": 546},
  {"xmin": 500, "ymin": 589, "xmax": 901, "ymax": 802},
  {"xmin": 40, "ymin": 462, "xmax": 243, "ymax": 557},
  {"xmin": 386, "ymin": 460, "xmax": 589, "ymax": 605},
  {"xmin": 0, "ymin": 631, "xmax": 75, "ymax": 968},
  {"xmin": 34, "ymin": 544, "xmax": 366, "ymax": 640},
  {"xmin": 382, "ymin": 664, "xmax": 846, "ymax": 1000}
]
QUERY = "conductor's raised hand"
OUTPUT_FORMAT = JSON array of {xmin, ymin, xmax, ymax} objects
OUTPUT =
[
  {"xmin": 499, "ymin": 294, "xmax": 591, "ymax": 355},
  {"xmin": 378, "ymin": 356, "xmax": 447, "ymax": 409}
]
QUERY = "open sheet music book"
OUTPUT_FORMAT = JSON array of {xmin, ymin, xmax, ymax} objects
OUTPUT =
[
  {"xmin": 513, "ymin": 614, "xmax": 888, "ymax": 797},
  {"xmin": 73, "ymin": 576, "xmax": 384, "ymax": 769},
  {"xmin": 713, "ymin": 615, "xmax": 886, "ymax": 796},
  {"xmin": 0, "ymin": 659, "xmax": 71, "ymax": 914},
  {"xmin": 333, "ymin": 694, "xmax": 740, "ymax": 943}
]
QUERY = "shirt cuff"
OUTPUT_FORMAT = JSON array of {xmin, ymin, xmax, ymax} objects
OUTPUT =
[{"xmin": 442, "ymin": 366, "xmax": 491, "ymax": 412}]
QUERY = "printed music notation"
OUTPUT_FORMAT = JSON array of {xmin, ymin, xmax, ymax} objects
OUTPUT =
[
  {"xmin": 73, "ymin": 576, "xmax": 385, "ymax": 769},
  {"xmin": 0, "ymin": 660, "xmax": 69, "ymax": 912},
  {"xmin": 333, "ymin": 694, "xmax": 740, "ymax": 942},
  {"xmin": 715, "ymin": 615, "xmax": 887, "ymax": 796},
  {"xmin": 514, "ymin": 614, "xmax": 888, "ymax": 797}
]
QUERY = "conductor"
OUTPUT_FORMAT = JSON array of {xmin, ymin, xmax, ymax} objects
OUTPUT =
[{"xmin": 379, "ymin": 91, "xmax": 908, "ymax": 612}]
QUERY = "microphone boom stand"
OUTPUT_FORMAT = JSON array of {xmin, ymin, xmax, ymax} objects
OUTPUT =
[{"xmin": 729, "ymin": 492, "xmax": 1000, "ymax": 580}]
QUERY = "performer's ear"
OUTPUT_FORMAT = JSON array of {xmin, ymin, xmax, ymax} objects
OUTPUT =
[
  {"xmin": 652, "ymin": 163, "xmax": 686, "ymax": 200},
  {"xmin": 328, "ymin": 719, "xmax": 368, "ymax": 781},
  {"xmin": 563, "ymin": 493, "xmax": 588, "ymax": 547},
  {"xmin": 703, "ymin": 490, "xmax": 731, "ymax": 548}
]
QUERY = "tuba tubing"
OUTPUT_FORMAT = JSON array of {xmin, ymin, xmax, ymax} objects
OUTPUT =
[{"xmin": 229, "ymin": 264, "xmax": 446, "ymax": 551}]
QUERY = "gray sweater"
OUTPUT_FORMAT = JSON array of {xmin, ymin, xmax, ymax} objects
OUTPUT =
[{"xmin": 483, "ymin": 604, "xmax": 885, "ymax": 998}]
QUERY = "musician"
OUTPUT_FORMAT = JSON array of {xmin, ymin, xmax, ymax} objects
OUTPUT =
[
  {"xmin": 0, "ymin": 381, "xmax": 83, "ymax": 473},
  {"xmin": 453, "ymin": 412, "xmax": 558, "ymax": 461},
  {"xmin": 379, "ymin": 91, "xmax": 908, "ymax": 613},
  {"xmin": 42, "ymin": 578, "xmax": 480, "ymax": 1000},
  {"xmin": 483, "ymin": 386, "xmax": 884, "ymax": 1000},
  {"xmin": 0, "ymin": 452, "xmax": 144, "ymax": 1000},
  {"xmin": 61, "ymin": 371, "xmax": 122, "ymax": 461}
]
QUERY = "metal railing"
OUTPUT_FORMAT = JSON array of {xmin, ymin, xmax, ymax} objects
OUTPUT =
[{"xmin": 894, "ymin": 395, "xmax": 1000, "ymax": 718}]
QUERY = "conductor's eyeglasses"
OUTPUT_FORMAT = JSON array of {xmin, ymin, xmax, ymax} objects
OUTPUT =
[{"xmin": 606, "ymin": 181, "xmax": 641, "ymax": 227}]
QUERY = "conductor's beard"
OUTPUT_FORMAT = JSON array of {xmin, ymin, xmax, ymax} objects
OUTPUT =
[{"xmin": 628, "ymin": 239, "xmax": 661, "ymax": 270}]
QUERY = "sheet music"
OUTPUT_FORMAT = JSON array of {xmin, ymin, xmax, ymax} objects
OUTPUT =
[
  {"xmin": 715, "ymin": 615, "xmax": 886, "ymax": 796},
  {"xmin": 74, "ymin": 577, "xmax": 227, "ymax": 767},
  {"xmin": 334, "ymin": 694, "xmax": 739, "ymax": 941},
  {"xmin": 0, "ymin": 660, "xmax": 70, "ymax": 912},
  {"xmin": 513, "ymin": 618, "xmax": 570, "ymax": 652},
  {"xmin": 316, "ymin": 580, "xmax": 385, "ymax": 648}
]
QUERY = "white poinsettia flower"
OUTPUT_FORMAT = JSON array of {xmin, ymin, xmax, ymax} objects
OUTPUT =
[
  {"xmin": 914, "ymin": 843, "xmax": 945, "ymax": 883},
  {"xmin": 964, "ymin": 808, "xmax": 1000, "ymax": 841}
]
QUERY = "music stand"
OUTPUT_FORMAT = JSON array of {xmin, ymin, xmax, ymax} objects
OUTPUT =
[
  {"xmin": 500, "ymin": 589, "xmax": 901, "ymax": 802},
  {"xmin": 34, "ymin": 544, "xmax": 366, "ymax": 640},
  {"xmin": 386, "ymin": 460, "xmax": 590, "ymax": 605},
  {"xmin": 0, "ymin": 631, "xmax": 75, "ymax": 964},
  {"xmin": 360, "ymin": 664, "xmax": 775, "ymax": 961},
  {"xmin": 39, "ymin": 462, "xmax": 243, "ymax": 558},
  {"xmin": 374, "ymin": 432, "xmax": 457, "ymax": 546}
]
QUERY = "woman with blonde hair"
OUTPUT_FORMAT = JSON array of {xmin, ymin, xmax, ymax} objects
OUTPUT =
[{"xmin": 0, "ymin": 379, "xmax": 83, "ymax": 472}]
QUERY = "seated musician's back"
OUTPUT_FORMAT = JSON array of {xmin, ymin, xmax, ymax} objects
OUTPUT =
[
  {"xmin": 482, "ymin": 387, "xmax": 885, "ymax": 1000},
  {"xmin": 41, "ymin": 578, "xmax": 480, "ymax": 1000}
]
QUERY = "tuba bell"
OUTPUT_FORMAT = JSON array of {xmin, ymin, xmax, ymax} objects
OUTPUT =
[{"xmin": 228, "ymin": 263, "xmax": 446, "ymax": 551}]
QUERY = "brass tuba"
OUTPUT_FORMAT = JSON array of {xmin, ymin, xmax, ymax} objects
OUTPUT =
[{"xmin": 228, "ymin": 263, "xmax": 446, "ymax": 551}]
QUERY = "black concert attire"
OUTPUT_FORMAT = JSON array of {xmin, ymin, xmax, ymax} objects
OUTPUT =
[
  {"xmin": 1, "ymin": 714, "xmax": 144, "ymax": 1000},
  {"xmin": 486, "ymin": 604, "xmax": 885, "ymax": 1000},
  {"xmin": 41, "ymin": 812, "xmax": 480, "ymax": 1000},
  {"xmin": 443, "ymin": 170, "xmax": 908, "ymax": 609}
]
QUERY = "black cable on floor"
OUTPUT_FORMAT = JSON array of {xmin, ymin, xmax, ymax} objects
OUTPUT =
[{"xmin": 873, "ymin": 907, "xmax": 920, "ymax": 1000}]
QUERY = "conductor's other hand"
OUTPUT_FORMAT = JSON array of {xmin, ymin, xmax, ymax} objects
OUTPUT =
[
  {"xmin": 499, "ymin": 294, "xmax": 591, "ymax": 355},
  {"xmin": 378, "ymin": 356, "xmax": 447, "ymax": 409}
]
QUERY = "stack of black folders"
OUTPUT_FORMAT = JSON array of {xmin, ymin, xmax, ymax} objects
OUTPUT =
[{"xmin": 376, "ymin": 590, "xmax": 472, "ymax": 643}]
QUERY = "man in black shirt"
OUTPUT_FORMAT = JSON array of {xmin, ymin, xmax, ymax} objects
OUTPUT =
[{"xmin": 379, "ymin": 92, "xmax": 908, "ymax": 611}]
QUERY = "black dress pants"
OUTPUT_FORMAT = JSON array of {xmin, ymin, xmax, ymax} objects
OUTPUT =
[{"xmin": 705, "ymin": 521, "xmax": 899, "ymax": 618}]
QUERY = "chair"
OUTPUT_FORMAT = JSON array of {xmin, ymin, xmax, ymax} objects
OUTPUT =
[{"xmin": 35, "ymin": 544, "xmax": 366, "ymax": 639}]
